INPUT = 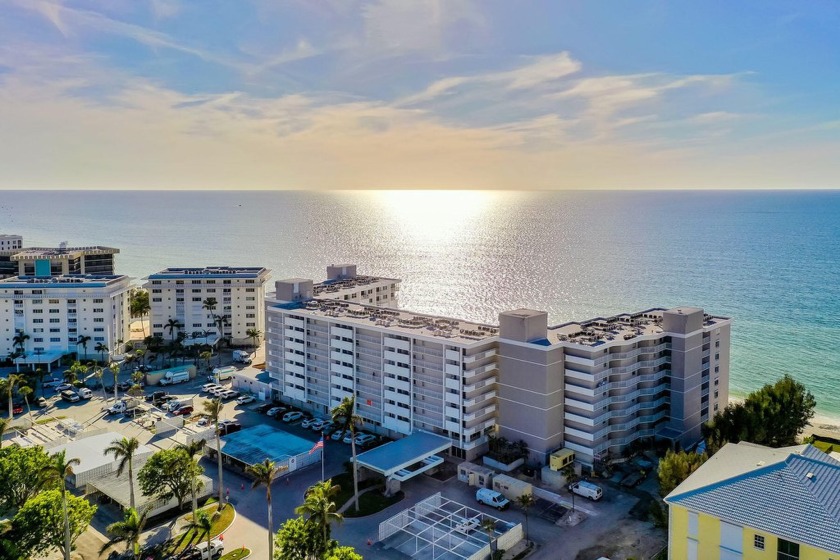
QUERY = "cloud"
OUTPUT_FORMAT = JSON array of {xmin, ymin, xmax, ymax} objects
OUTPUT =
[{"xmin": 150, "ymin": 0, "xmax": 180, "ymax": 20}]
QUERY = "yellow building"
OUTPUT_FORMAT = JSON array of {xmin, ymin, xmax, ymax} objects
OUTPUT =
[{"xmin": 665, "ymin": 442, "xmax": 840, "ymax": 560}]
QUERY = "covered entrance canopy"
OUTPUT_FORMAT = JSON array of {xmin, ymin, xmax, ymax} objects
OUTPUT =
[
  {"xmin": 14, "ymin": 350, "xmax": 64, "ymax": 372},
  {"xmin": 356, "ymin": 431, "xmax": 450, "ymax": 481}
]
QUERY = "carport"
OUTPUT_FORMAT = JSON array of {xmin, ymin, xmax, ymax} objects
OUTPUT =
[{"xmin": 356, "ymin": 431, "xmax": 450, "ymax": 482}]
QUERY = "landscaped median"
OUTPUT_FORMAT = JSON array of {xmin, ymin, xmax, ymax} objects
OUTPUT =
[
  {"xmin": 220, "ymin": 548, "xmax": 251, "ymax": 560},
  {"xmin": 169, "ymin": 502, "xmax": 236, "ymax": 553},
  {"xmin": 330, "ymin": 472, "xmax": 404, "ymax": 517}
]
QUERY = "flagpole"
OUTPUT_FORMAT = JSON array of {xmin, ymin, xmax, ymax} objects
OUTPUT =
[{"xmin": 321, "ymin": 438, "xmax": 325, "ymax": 482}]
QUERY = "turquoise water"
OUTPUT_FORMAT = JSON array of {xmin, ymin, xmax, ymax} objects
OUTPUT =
[{"xmin": 3, "ymin": 190, "xmax": 839, "ymax": 418}]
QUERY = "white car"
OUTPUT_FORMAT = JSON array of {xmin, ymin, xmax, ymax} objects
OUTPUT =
[
  {"xmin": 209, "ymin": 387, "xmax": 226, "ymax": 397},
  {"xmin": 331, "ymin": 429, "xmax": 345, "ymax": 441},
  {"xmin": 202, "ymin": 383, "xmax": 220, "ymax": 393},
  {"xmin": 236, "ymin": 394, "xmax": 256, "ymax": 405},
  {"xmin": 343, "ymin": 432, "xmax": 355, "ymax": 444},
  {"xmin": 309, "ymin": 419, "xmax": 328, "ymax": 431},
  {"xmin": 300, "ymin": 417, "xmax": 319, "ymax": 429},
  {"xmin": 266, "ymin": 406, "xmax": 285, "ymax": 417},
  {"xmin": 354, "ymin": 433, "xmax": 377, "ymax": 446},
  {"xmin": 282, "ymin": 411, "xmax": 303, "ymax": 423}
]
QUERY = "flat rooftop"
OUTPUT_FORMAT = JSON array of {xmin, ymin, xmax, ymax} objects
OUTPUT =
[
  {"xmin": 313, "ymin": 275, "xmax": 400, "ymax": 297},
  {"xmin": 10, "ymin": 246, "xmax": 119, "ymax": 259},
  {"xmin": 357, "ymin": 431, "xmax": 451, "ymax": 477},
  {"xmin": 271, "ymin": 298, "xmax": 499, "ymax": 344},
  {"xmin": 148, "ymin": 266, "xmax": 270, "ymax": 279},
  {"xmin": 548, "ymin": 308, "xmax": 729, "ymax": 347},
  {"xmin": 218, "ymin": 424, "xmax": 314, "ymax": 466},
  {"xmin": 0, "ymin": 274, "xmax": 129, "ymax": 286},
  {"xmin": 47, "ymin": 431, "xmax": 153, "ymax": 476}
]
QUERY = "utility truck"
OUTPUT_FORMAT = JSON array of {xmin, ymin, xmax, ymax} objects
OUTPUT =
[
  {"xmin": 159, "ymin": 369, "xmax": 190, "ymax": 386},
  {"xmin": 107, "ymin": 398, "xmax": 140, "ymax": 416}
]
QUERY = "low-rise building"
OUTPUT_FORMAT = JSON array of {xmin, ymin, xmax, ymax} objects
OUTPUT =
[
  {"xmin": 665, "ymin": 441, "xmax": 840, "ymax": 559},
  {"xmin": 0, "ymin": 274, "xmax": 131, "ymax": 368},
  {"xmin": 144, "ymin": 266, "xmax": 271, "ymax": 346},
  {"xmin": 0, "ymin": 242, "xmax": 119, "ymax": 279},
  {"xmin": 0, "ymin": 234, "xmax": 23, "ymax": 251}
]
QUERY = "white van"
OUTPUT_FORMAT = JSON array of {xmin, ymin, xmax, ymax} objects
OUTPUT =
[
  {"xmin": 77, "ymin": 388, "xmax": 93, "ymax": 399},
  {"xmin": 212, "ymin": 366, "xmax": 237, "ymax": 381},
  {"xmin": 476, "ymin": 488, "xmax": 510, "ymax": 510},
  {"xmin": 232, "ymin": 350, "xmax": 252, "ymax": 364},
  {"xmin": 569, "ymin": 481, "xmax": 603, "ymax": 501}
]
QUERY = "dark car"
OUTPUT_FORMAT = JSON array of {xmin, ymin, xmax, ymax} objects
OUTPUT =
[
  {"xmin": 135, "ymin": 365, "xmax": 150, "ymax": 373},
  {"xmin": 116, "ymin": 381, "xmax": 133, "ymax": 391},
  {"xmin": 146, "ymin": 390, "xmax": 169, "ymax": 404},
  {"xmin": 218, "ymin": 421, "xmax": 242, "ymax": 435},
  {"xmin": 172, "ymin": 406, "xmax": 193, "ymax": 416},
  {"xmin": 255, "ymin": 403, "xmax": 273, "ymax": 414}
]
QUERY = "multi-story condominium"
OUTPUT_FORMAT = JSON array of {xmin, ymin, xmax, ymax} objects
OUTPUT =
[
  {"xmin": 498, "ymin": 306, "xmax": 730, "ymax": 466},
  {"xmin": 665, "ymin": 441, "xmax": 840, "ymax": 559},
  {"xmin": 266, "ymin": 267, "xmax": 730, "ymax": 465},
  {"xmin": 0, "ymin": 274, "xmax": 131, "ymax": 368},
  {"xmin": 0, "ymin": 235, "xmax": 24, "ymax": 278},
  {"xmin": 0, "ymin": 234, "xmax": 23, "ymax": 251},
  {"xmin": 314, "ymin": 264, "xmax": 400, "ymax": 307},
  {"xmin": 0, "ymin": 242, "xmax": 119, "ymax": 279},
  {"xmin": 145, "ymin": 267, "xmax": 271, "ymax": 346}
]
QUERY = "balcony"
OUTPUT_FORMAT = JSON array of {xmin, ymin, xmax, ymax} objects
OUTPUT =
[
  {"xmin": 463, "ymin": 404, "xmax": 495, "ymax": 422},
  {"xmin": 463, "ymin": 348, "xmax": 497, "ymax": 364},
  {"xmin": 464, "ymin": 362, "xmax": 497, "ymax": 379}
]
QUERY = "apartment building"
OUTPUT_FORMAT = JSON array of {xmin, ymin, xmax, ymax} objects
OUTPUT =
[
  {"xmin": 0, "ymin": 235, "xmax": 23, "ymax": 251},
  {"xmin": 0, "ymin": 242, "xmax": 119, "ymax": 279},
  {"xmin": 498, "ymin": 306, "xmax": 730, "ymax": 466},
  {"xmin": 144, "ymin": 267, "xmax": 271, "ymax": 346},
  {"xmin": 265, "ymin": 267, "xmax": 730, "ymax": 465},
  {"xmin": 0, "ymin": 274, "xmax": 131, "ymax": 366},
  {"xmin": 665, "ymin": 442, "xmax": 840, "ymax": 559},
  {"xmin": 314, "ymin": 264, "xmax": 400, "ymax": 307}
]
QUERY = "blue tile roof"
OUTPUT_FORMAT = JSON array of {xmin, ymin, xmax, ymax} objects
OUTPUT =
[{"xmin": 666, "ymin": 445, "xmax": 840, "ymax": 554}]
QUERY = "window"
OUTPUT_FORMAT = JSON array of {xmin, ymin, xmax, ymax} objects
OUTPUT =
[
  {"xmin": 32, "ymin": 309, "xmax": 43, "ymax": 314},
  {"xmin": 93, "ymin": 308, "xmax": 104, "ymax": 313},
  {"xmin": 777, "ymin": 539, "xmax": 799, "ymax": 560},
  {"xmin": 687, "ymin": 512, "xmax": 698, "ymax": 537},
  {"xmin": 192, "ymin": 297, "xmax": 202, "ymax": 302},
  {"xmin": 49, "ymin": 299, "xmax": 59, "ymax": 304},
  {"xmin": 754, "ymin": 535, "xmax": 764, "ymax": 550},
  {"xmin": 94, "ymin": 327, "xmax": 104, "ymax": 332},
  {"xmin": 152, "ymin": 298, "xmax": 162, "ymax": 302},
  {"xmin": 93, "ymin": 298, "xmax": 103, "ymax": 303},
  {"xmin": 32, "ymin": 299, "xmax": 43, "ymax": 304},
  {"xmin": 93, "ymin": 318, "xmax": 104, "ymax": 323},
  {"xmin": 33, "ymin": 318, "xmax": 43, "ymax": 324},
  {"xmin": 33, "ymin": 337, "xmax": 43, "ymax": 342},
  {"xmin": 49, "ymin": 309, "xmax": 60, "ymax": 313},
  {"xmin": 94, "ymin": 336, "xmax": 105, "ymax": 342},
  {"xmin": 50, "ymin": 337, "xmax": 61, "ymax": 342},
  {"xmin": 50, "ymin": 328, "xmax": 60, "ymax": 333},
  {"xmin": 49, "ymin": 318, "xmax": 60, "ymax": 323}
]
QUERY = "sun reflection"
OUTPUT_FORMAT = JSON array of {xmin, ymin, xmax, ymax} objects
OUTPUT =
[{"xmin": 371, "ymin": 190, "xmax": 503, "ymax": 245}]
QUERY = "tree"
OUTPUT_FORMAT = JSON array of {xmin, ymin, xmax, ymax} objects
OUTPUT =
[
  {"xmin": 246, "ymin": 328, "xmax": 263, "ymax": 352},
  {"xmin": 128, "ymin": 289, "xmax": 150, "ymax": 338},
  {"xmin": 40, "ymin": 450, "xmax": 81, "ymax": 560},
  {"xmin": 104, "ymin": 437, "xmax": 141, "ymax": 510},
  {"xmin": 2, "ymin": 373, "xmax": 23, "ymax": 420},
  {"xmin": 295, "ymin": 480, "xmax": 344, "ymax": 557},
  {"xmin": 10, "ymin": 489, "xmax": 95, "ymax": 559},
  {"xmin": 175, "ymin": 439, "xmax": 206, "ymax": 519},
  {"xmin": 331, "ymin": 396, "xmax": 361, "ymax": 512},
  {"xmin": 515, "ymin": 493, "xmax": 536, "ymax": 542},
  {"xmin": 200, "ymin": 350, "xmax": 213, "ymax": 372},
  {"xmin": 11, "ymin": 332, "xmax": 29, "ymax": 355},
  {"xmin": 75, "ymin": 335, "xmax": 91, "ymax": 360},
  {"xmin": 109, "ymin": 362, "xmax": 121, "ymax": 401},
  {"xmin": 481, "ymin": 517, "xmax": 498, "ymax": 553},
  {"xmin": 138, "ymin": 449, "xmax": 198, "ymax": 511},
  {"xmin": 100, "ymin": 507, "xmax": 147, "ymax": 560},
  {"xmin": 185, "ymin": 510, "xmax": 215, "ymax": 555},
  {"xmin": 247, "ymin": 459, "xmax": 288, "ymax": 560},
  {"xmin": 324, "ymin": 546, "xmax": 364, "ymax": 560},
  {"xmin": 165, "ymin": 318, "xmax": 182, "ymax": 341},
  {"xmin": 658, "ymin": 449, "xmax": 708, "ymax": 497},
  {"xmin": 274, "ymin": 515, "xmax": 320, "ymax": 560},
  {"xmin": 0, "ymin": 445, "xmax": 56, "ymax": 513},
  {"xmin": 17, "ymin": 386, "xmax": 33, "ymax": 419},
  {"xmin": 93, "ymin": 367, "xmax": 107, "ymax": 399},
  {"xmin": 203, "ymin": 398, "xmax": 225, "ymax": 509},
  {"xmin": 202, "ymin": 297, "xmax": 217, "ymax": 321},
  {"xmin": 63, "ymin": 361, "xmax": 86, "ymax": 385},
  {"xmin": 0, "ymin": 418, "xmax": 7, "ymax": 450},
  {"xmin": 94, "ymin": 342, "xmax": 109, "ymax": 364}
]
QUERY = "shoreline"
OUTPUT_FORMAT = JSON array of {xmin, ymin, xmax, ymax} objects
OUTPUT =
[{"xmin": 728, "ymin": 396, "xmax": 840, "ymax": 440}]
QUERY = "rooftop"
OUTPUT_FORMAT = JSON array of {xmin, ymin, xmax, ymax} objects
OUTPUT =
[
  {"xmin": 218, "ymin": 424, "xmax": 314, "ymax": 466},
  {"xmin": 313, "ymin": 274, "xmax": 400, "ymax": 297},
  {"xmin": 271, "ymin": 298, "xmax": 499, "ymax": 344},
  {"xmin": 356, "ymin": 431, "xmax": 451, "ymax": 477},
  {"xmin": 148, "ymin": 266, "xmax": 270, "ymax": 280},
  {"xmin": 8, "ymin": 245, "xmax": 119, "ymax": 259},
  {"xmin": 547, "ymin": 308, "xmax": 729, "ymax": 347},
  {"xmin": 666, "ymin": 442, "xmax": 840, "ymax": 554},
  {"xmin": 46, "ymin": 431, "xmax": 153, "ymax": 476},
  {"xmin": 0, "ymin": 274, "xmax": 129, "ymax": 286}
]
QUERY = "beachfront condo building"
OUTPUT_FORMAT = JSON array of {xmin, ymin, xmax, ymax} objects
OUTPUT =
[
  {"xmin": 0, "ymin": 274, "xmax": 131, "ymax": 370},
  {"xmin": 0, "ymin": 241, "xmax": 119, "ymax": 279},
  {"xmin": 265, "ymin": 266, "xmax": 730, "ymax": 464},
  {"xmin": 665, "ymin": 441, "xmax": 840, "ymax": 559},
  {"xmin": 0, "ymin": 234, "xmax": 23, "ymax": 251},
  {"xmin": 144, "ymin": 267, "xmax": 271, "ymax": 347}
]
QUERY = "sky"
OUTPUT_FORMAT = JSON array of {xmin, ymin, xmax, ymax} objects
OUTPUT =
[{"xmin": 0, "ymin": 1, "xmax": 838, "ymax": 190}]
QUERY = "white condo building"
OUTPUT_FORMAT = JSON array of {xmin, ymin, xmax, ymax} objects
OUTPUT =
[
  {"xmin": 144, "ymin": 267, "xmax": 271, "ymax": 346},
  {"xmin": 0, "ymin": 241, "xmax": 119, "ymax": 280},
  {"xmin": 265, "ymin": 265, "xmax": 731, "ymax": 465},
  {"xmin": 0, "ymin": 235, "xmax": 23, "ymax": 251},
  {"xmin": 0, "ymin": 274, "xmax": 131, "ymax": 369}
]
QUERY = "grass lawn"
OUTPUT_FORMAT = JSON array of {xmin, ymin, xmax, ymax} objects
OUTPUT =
[
  {"xmin": 343, "ymin": 490, "xmax": 404, "ymax": 518},
  {"xmin": 220, "ymin": 548, "xmax": 251, "ymax": 560},
  {"xmin": 329, "ymin": 472, "xmax": 378, "ymax": 509},
  {"xmin": 171, "ymin": 503, "xmax": 235, "ymax": 553}
]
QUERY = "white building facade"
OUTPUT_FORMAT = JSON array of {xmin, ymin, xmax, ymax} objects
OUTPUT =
[
  {"xmin": 145, "ymin": 267, "xmax": 271, "ymax": 346},
  {"xmin": 0, "ymin": 235, "xmax": 23, "ymax": 251},
  {"xmin": 0, "ymin": 274, "xmax": 131, "ymax": 365}
]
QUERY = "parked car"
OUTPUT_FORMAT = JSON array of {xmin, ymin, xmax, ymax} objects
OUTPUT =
[
  {"xmin": 220, "ymin": 390, "xmax": 239, "ymax": 400},
  {"xmin": 569, "ymin": 481, "xmax": 603, "ymax": 501},
  {"xmin": 301, "ymin": 417, "xmax": 319, "ymax": 429},
  {"xmin": 77, "ymin": 388, "xmax": 93, "ymax": 399},
  {"xmin": 60, "ymin": 390, "xmax": 80, "ymax": 403},
  {"xmin": 12, "ymin": 402, "xmax": 24, "ymax": 415},
  {"xmin": 476, "ymin": 488, "xmax": 510, "ymax": 510},
  {"xmin": 146, "ymin": 391, "xmax": 169, "ymax": 404},
  {"xmin": 171, "ymin": 406, "xmax": 193, "ymax": 416},
  {"xmin": 342, "ymin": 432, "xmax": 355, "ymax": 444},
  {"xmin": 56, "ymin": 383, "xmax": 73, "ymax": 392},
  {"xmin": 201, "ymin": 383, "xmax": 220, "ymax": 393},
  {"xmin": 236, "ymin": 394, "xmax": 256, "ymax": 405},
  {"xmin": 266, "ymin": 406, "xmax": 286, "ymax": 417},
  {"xmin": 218, "ymin": 421, "xmax": 242, "ymax": 435},
  {"xmin": 255, "ymin": 403, "xmax": 273, "ymax": 414},
  {"xmin": 319, "ymin": 421, "xmax": 336, "ymax": 434},
  {"xmin": 308, "ymin": 419, "xmax": 327, "ymax": 431},
  {"xmin": 355, "ymin": 433, "xmax": 377, "ymax": 446},
  {"xmin": 331, "ymin": 429, "xmax": 346, "ymax": 441},
  {"xmin": 42, "ymin": 378, "xmax": 62, "ymax": 389},
  {"xmin": 36, "ymin": 397, "xmax": 48, "ymax": 408},
  {"xmin": 116, "ymin": 381, "xmax": 134, "ymax": 391},
  {"xmin": 282, "ymin": 411, "xmax": 303, "ymax": 423}
]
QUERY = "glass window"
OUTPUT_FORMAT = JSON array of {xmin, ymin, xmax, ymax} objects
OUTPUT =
[
  {"xmin": 754, "ymin": 535, "xmax": 764, "ymax": 550},
  {"xmin": 777, "ymin": 539, "xmax": 799, "ymax": 560}
]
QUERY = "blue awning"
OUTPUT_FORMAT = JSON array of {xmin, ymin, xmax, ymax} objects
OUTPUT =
[{"xmin": 356, "ymin": 431, "xmax": 451, "ymax": 478}]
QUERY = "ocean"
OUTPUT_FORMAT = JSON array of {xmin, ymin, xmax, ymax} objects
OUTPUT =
[{"xmin": 2, "ymin": 189, "xmax": 839, "ymax": 419}]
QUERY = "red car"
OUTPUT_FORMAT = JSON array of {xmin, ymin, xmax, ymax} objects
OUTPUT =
[
  {"xmin": 171, "ymin": 406, "xmax": 193, "ymax": 416},
  {"xmin": 12, "ymin": 403, "xmax": 24, "ymax": 415}
]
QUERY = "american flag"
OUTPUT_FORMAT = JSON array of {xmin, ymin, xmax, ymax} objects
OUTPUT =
[{"xmin": 309, "ymin": 437, "xmax": 324, "ymax": 455}]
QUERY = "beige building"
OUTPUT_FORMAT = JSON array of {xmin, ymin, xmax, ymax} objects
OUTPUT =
[
  {"xmin": 265, "ymin": 267, "xmax": 730, "ymax": 465},
  {"xmin": 0, "ymin": 243, "xmax": 119, "ymax": 279},
  {"xmin": 145, "ymin": 267, "xmax": 271, "ymax": 346}
]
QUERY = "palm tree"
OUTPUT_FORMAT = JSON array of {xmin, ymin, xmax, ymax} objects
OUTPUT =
[
  {"xmin": 76, "ymin": 335, "xmax": 91, "ymax": 360},
  {"xmin": 185, "ymin": 510, "xmax": 216, "ymax": 554},
  {"xmin": 200, "ymin": 350, "xmax": 213, "ymax": 373},
  {"xmin": 331, "ymin": 396, "xmax": 362, "ymax": 512},
  {"xmin": 18, "ymin": 385, "xmax": 33, "ymax": 420},
  {"xmin": 100, "ymin": 507, "xmax": 148, "ymax": 560},
  {"xmin": 94, "ymin": 366, "xmax": 107, "ymax": 399},
  {"xmin": 104, "ymin": 437, "xmax": 140, "ymax": 510},
  {"xmin": 63, "ymin": 361, "xmax": 86, "ymax": 385},
  {"xmin": 41, "ymin": 450, "xmax": 80, "ymax": 560},
  {"xmin": 34, "ymin": 367, "xmax": 46, "ymax": 396},
  {"xmin": 202, "ymin": 297, "xmax": 217, "ymax": 323},
  {"xmin": 213, "ymin": 315, "xmax": 230, "ymax": 357},
  {"xmin": 0, "ymin": 417, "xmax": 8, "ymax": 449},
  {"xmin": 516, "ymin": 493, "xmax": 536, "ymax": 542},
  {"xmin": 94, "ymin": 342, "xmax": 109, "ymax": 364},
  {"xmin": 202, "ymin": 398, "xmax": 225, "ymax": 509},
  {"xmin": 245, "ymin": 328, "xmax": 262, "ymax": 353},
  {"xmin": 562, "ymin": 464, "xmax": 579, "ymax": 513},
  {"xmin": 176, "ymin": 439, "xmax": 207, "ymax": 519},
  {"xmin": 295, "ymin": 480, "xmax": 343, "ymax": 555},
  {"xmin": 481, "ymin": 517, "xmax": 497, "ymax": 553},
  {"xmin": 165, "ymin": 318, "xmax": 182, "ymax": 341},
  {"xmin": 246, "ymin": 459, "xmax": 288, "ymax": 559},
  {"xmin": 3, "ymin": 373, "xmax": 23, "ymax": 420},
  {"xmin": 109, "ymin": 362, "xmax": 121, "ymax": 401},
  {"xmin": 12, "ymin": 331, "xmax": 29, "ymax": 354}
]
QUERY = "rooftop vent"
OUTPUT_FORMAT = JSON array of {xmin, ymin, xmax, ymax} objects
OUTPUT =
[{"xmin": 806, "ymin": 472, "xmax": 815, "ymax": 480}]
